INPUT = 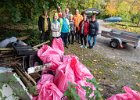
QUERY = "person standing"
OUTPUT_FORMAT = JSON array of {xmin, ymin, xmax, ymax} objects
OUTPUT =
[
  {"xmin": 88, "ymin": 14, "xmax": 99, "ymax": 49},
  {"xmin": 38, "ymin": 10, "xmax": 51, "ymax": 41},
  {"xmin": 57, "ymin": 6, "xmax": 62, "ymax": 18},
  {"xmin": 73, "ymin": 9, "xmax": 83, "ymax": 43},
  {"xmin": 79, "ymin": 12, "xmax": 89, "ymax": 48},
  {"xmin": 51, "ymin": 13, "xmax": 61, "ymax": 39},
  {"xmin": 65, "ymin": 8, "xmax": 70, "ymax": 20},
  {"xmin": 68, "ymin": 14, "xmax": 75, "ymax": 44},
  {"xmin": 59, "ymin": 12, "xmax": 70, "ymax": 48}
]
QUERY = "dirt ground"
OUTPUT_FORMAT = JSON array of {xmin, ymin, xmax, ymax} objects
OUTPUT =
[{"xmin": 65, "ymin": 20, "xmax": 140, "ymax": 98}]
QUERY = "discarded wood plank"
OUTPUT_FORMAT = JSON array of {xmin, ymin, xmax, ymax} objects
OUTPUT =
[
  {"xmin": 33, "ymin": 40, "xmax": 50, "ymax": 49},
  {"xmin": 24, "ymin": 71, "xmax": 36, "ymax": 85},
  {"xmin": 13, "ymin": 65, "xmax": 36, "ymax": 87},
  {"xmin": 14, "ymin": 66, "xmax": 34, "ymax": 87},
  {"xmin": 0, "ymin": 48, "xmax": 13, "ymax": 51}
]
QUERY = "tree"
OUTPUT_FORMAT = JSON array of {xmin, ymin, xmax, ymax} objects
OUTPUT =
[
  {"xmin": 105, "ymin": 2, "xmax": 117, "ymax": 16},
  {"xmin": 117, "ymin": 1, "xmax": 131, "ymax": 21}
]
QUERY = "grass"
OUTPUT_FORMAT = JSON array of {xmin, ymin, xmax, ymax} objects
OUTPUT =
[
  {"xmin": 103, "ymin": 22, "xmax": 140, "ymax": 33},
  {"xmin": 65, "ymin": 44, "xmax": 122, "ymax": 98},
  {"xmin": 65, "ymin": 43, "xmax": 140, "ymax": 98}
]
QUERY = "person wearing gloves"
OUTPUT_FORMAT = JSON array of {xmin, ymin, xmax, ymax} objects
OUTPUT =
[{"xmin": 38, "ymin": 10, "xmax": 51, "ymax": 41}]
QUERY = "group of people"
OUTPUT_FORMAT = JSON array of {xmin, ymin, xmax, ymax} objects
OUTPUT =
[{"xmin": 38, "ymin": 6, "xmax": 99, "ymax": 49}]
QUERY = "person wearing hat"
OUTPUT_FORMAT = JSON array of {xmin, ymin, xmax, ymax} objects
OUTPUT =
[
  {"xmin": 38, "ymin": 10, "xmax": 51, "ymax": 41},
  {"xmin": 88, "ymin": 13, "xmax": 99, "ymax": 48}
]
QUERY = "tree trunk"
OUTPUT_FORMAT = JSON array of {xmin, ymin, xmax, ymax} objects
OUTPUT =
[{"xmin": 137, "ymin": 20, "xmax": 140, "ymax": 27}]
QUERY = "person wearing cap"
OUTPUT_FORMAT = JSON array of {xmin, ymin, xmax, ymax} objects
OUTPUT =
[
  {"xmin": 88, "ymin": 13, "xmax": 99, "ymax": 48},
  {"xmin": 73, "ymin": 9, "xmax": 83, "ymax": 43},
  {"xmin": 59, "ymin": 12, "xmax": 70, "ymax": 48},
  {"xmin": 79, "ymin": 12, "xmax": 89, "ymax": 48},
  {"xmin": 51, "ymin": 13, "xmax": 61, "ymax": 39},
  {"xmin": 38, "ymin": 10, "xmax": 51, "ymax": 41}
]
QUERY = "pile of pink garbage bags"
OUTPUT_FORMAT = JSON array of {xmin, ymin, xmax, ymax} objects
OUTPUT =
[
  {"xmin": 33, "ymin": 38, "xmax": 95, "ymax": 100},
  {"xmin": 33, "ymin": 38, "xmax": 140, "ymax": 100}
]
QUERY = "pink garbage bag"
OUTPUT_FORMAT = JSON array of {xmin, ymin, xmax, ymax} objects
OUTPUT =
[
  {"xmin": 107, "ymin": 86, "xmax": 140, "ymax": 100},
  {"xmin": 54, "ymin": 62, "xmax": 75, "ymax": 93},
  {"xmin": 51, "ymin": 38, "xmax": 64, "ymax": 55},
  {"xmin": 36, "ymin": 81, "xmax": 63, "ymax": 100},
  {"xmin": 37, "ymin": 45, "xmax": 62, "ymax": 66},
  {"xmin": 37, "ymin": 74, "xmax": 54, "ymax": 91},
  {"xmin": 66, "ymin": 55, "xmax": 93, "ymax": 81}
]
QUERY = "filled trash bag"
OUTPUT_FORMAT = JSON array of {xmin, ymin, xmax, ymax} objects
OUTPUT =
[
  {"xmin": 65, "ymin": 55, "xmax": 93, "ymax": 81},
  {"xmin": 37, "ymin": 45, "xmax": 63, "ymax": 66},
  {"xmin": 54, "ymin": 62, "xmax": 75, "ymax": 93},
  {"xmin": 37, "ymin": 74, "xmax": 54, "ymax": 91},
  {"xmin": 107, "ymin": 86, "xmax": 140, "ymax": 100},
  {"xmin": 34, "ymin": 74, "xmax": 63, "ymax": 100},
  {"xmin": 36, "ymin": 81, "xmax": 63, "ymax": 100},
  {"xmin": 51, "ymin": 38, "xmax": 64, "ymax": 55},
  {"xmin": 0, "ymin": 37, "xmax": 17, "ymax": 48}
]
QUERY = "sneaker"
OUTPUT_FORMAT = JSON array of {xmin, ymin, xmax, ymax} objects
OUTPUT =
[
  {"xmin": 80, "ymin": 45, "xmax": 83, "ymax": 48},
  {"xmin": 84, "ymin": 46, "xmax": 87, "ymax": 49}
]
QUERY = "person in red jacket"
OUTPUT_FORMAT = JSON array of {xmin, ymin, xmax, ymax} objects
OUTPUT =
[{"xmin": 79, "ymin": 12, "xmax": 89, "ymax": 48}]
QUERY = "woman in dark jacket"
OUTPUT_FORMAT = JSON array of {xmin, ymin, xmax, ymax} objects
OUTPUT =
[
  {"xmin": 79, "ymin": 12, "xmax": 89, "ymax": 48},
  {"xmin": 88, "ymin": 14, "xmax": 99, "ymax": 48},
  {"xmin": 38, "ymin": 10, "xmax": 51, "ymax": 41}
]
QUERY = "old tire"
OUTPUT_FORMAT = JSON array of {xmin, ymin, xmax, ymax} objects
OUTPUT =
[{"xmin": 110, "ymin": 39, "xmax": 119, "ymax": 48}]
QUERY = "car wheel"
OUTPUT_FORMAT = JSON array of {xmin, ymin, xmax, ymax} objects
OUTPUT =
[{"xmin": 110, "ymin": 39, "xmax": 119, "ymax": 48}]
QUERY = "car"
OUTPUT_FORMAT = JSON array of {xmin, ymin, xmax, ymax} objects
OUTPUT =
[
  {"xmin": 104, "ymin": 17, "xmax": 122, "ymax": 22},
  {"xmin": 85, "ymin": 8, "xmax": 100, "ymax": 19},
  {"xmin": 85, "ymin": 8, "xmax": 100, "ymax": 15}
]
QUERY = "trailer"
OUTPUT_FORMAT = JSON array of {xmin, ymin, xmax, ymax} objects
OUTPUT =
[{"xmin": 101, "ymin": 29, "xmax": 140, "ymax": 48}]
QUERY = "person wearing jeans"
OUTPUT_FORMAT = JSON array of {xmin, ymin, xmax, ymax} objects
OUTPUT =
[
  {"xmin": 68, "ymin": 14, "xmax": 75, "ymax": 44},
  {"xmin": 79, "ymin": 12, "xmax": 89, "ymax": 48},
  {"xmin": 88, "ymin": 13, "xmax": 99, "ymax": 49},
  {"xmin": 88, "ymin": 35, "xmax": 97, "ymax": 47},
  {"xmin": 59, "ymin": 12, "xmax": 70, "ymax": 48}
]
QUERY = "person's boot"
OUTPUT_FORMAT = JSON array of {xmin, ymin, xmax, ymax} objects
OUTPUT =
[{"xmin": 65, "ymin": 45, "xmax": 68, "ymax": 48}]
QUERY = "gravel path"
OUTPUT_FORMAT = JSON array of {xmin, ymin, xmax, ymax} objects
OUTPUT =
[{"xmin": 93, "ymin": 20, "xmax": 140, "ymax": 88}]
